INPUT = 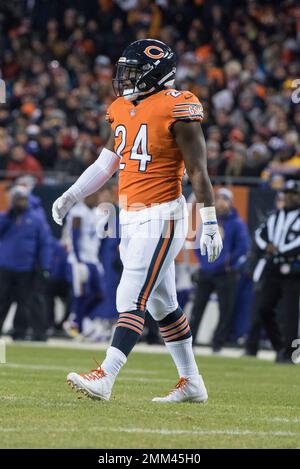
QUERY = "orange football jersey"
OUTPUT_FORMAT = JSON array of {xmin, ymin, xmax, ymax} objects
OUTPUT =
[{"xmin": 106, "ymin": 89, "xmax": 203, "ymax": 210}]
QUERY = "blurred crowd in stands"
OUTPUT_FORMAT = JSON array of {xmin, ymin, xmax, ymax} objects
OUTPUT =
[
  {"xmin": 0, "ymin": 0, "xmax": 300, "ymax": 184},
  {"xmin": 0, "ymin": 1, "xmax": 299, "ymax": 362}
]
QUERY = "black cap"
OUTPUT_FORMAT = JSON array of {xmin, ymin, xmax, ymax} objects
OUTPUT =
[
  {"xmin": 282, "ymin": 180, "xmax": 300, "ymax": 194},
  {"xmin": 40, "ymin": 130, "xmax": 53, "ymax": 138}
]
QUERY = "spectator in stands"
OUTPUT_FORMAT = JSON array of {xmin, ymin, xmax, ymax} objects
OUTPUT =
[
  {"xmin": 0, "ymin": 178, "xmax": 52, "ymax": 340},
  {"xmin": 0, "ymin": 137, "xmax": 9, "ymax": 177},
  {"xmin": 207, "ymin": 141, "xmax": 222, "ymax": 176},
  {"xmin": 6, "ymin": 145, "xmax": 43, "ymax": 182},
  {"xmin": 36, "ymin": 131, "xmax": 58, "ymax": 169},
  {"xmin": 190, "ymin": 188, "xmax": 250, "ymax": 351},
  {"xmin": 244, "ymin": 143, "xmax": 271, "ymax": 177},
  {"xmin": 0, "ymin": 186, "xmax": 52, "ymax": 340},
  {"xmin": 224, "ymin": 146, "xmax": 247, "ymax": 177},
  {"xmin": 15, "ymin": 175, "xmax": 50, "ymax": 229},
  {"xmin": 262, "ymin": 145, "xmax": 300, "ymax": 181}
]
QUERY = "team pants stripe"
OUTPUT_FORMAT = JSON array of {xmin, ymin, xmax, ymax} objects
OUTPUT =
[
  {"xmin": 137, "ymin": 219, "xmax": 175, "ymax": 311},
  {"xmin": 159, "ymin": 315, "xmax": 186, "ymax": 333},
  {"xmin": 118, "ymin": 313, "xmax": 144, "ymax": 326},
  {"xmin": 116, "ymin": 311, "xmax": 145, "ymax": 335},
  {"xmin": 161, "ymin": 324, "xmax": 191, "ymax": 342},
  {"xmin": 160, "ymin": 317, "xmax": 189, "ymax": 339},
  {"xmin": 116, "ymin": 322, "xmax": 143, "ymax": 335},
  {"xmin": 158, "ymin": 308, "xmax": 192, "ymax": 343}
]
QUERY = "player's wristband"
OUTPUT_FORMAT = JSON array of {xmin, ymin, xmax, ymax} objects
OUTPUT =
[{"xmin": 200, "ymin": 206, "xmax": 217, "ymax": 225}]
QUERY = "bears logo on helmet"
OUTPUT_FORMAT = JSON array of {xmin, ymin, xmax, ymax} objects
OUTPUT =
[
  {"xmin": 144, "ymin": 45, "xmax": 165, "ymax": 59},
  {"xmin": 112, "ymin": 39, "xmax": 177, "ymax": 101}
]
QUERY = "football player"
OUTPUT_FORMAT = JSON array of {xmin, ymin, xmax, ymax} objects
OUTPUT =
[
  {"xmin": 65, "ymin": 192, "xmax": 104, "ymax": 335},
  {"xmin": 52, "ymin": 39, "xmax": 223, "ymax": 402}
]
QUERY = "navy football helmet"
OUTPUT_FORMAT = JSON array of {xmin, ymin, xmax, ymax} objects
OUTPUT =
[{"xmin": 112, "ymin": 39, "xmax": 177, "ymax": 101}]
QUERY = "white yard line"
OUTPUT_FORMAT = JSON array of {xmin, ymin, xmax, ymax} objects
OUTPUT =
[
  {"xmin": 0, "ymin": 426, "xmax": 298, "ymax": 437},
  {"xmin": 1, "ymin": 362, "xmax": 157, "ymax": 375},
  {"xmin": 1, "ymin": 337, "xmax": 276, "ymax": 361},
  {"xmin": 265, "ymin": 417, "xmax": 300, "ymax": 424},
  {"xmin": 0, "ymin": 363, "xmax": 170, "ymax": 383},
  {"xmin": 1, "ymin": 362, "xmax": 72, "ymax": 372},
  {"xmin": 108, "ymin": 427, "xmax": 299, "ymax": 437}
]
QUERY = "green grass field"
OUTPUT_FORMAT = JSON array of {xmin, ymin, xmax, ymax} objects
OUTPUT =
[{"xmin": 0, "ymin": 344, "xmax": 299, "ymax": 449}]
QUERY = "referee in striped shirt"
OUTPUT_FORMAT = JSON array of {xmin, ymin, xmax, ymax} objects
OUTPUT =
[{"xmin": 253, "ymin": 180, "xmax": 300, "ymax": 364}]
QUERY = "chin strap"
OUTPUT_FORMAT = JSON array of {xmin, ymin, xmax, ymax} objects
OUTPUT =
[{"xmin": 123, "ymin": 85, "xmax": 156, "ymax": 101}]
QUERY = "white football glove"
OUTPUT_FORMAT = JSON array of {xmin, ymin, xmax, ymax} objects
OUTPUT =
[
  {"xmin": 200, "ymin": 206, "xmax": 223, "ymax": 263},
  {"xmin": 52, "ymin": 192, "xmax": 76, "ymax": 226},
  {"xmin": 200, "ymin": 223, "xmax": 223, "ymax": 263}
]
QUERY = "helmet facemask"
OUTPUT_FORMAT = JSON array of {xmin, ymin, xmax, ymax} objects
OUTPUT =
[{"xmin": 112, "ymin": 62, "xmax": 156, "ymax": 101}]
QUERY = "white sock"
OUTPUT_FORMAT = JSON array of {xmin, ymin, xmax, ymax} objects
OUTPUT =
[
  {"xmin": 101, "ymin": 346, "xmax": 127, "ymax": 378},
  {"xmin": 165, "ymin": 337, "xmax": 199, "ymax": 378}
]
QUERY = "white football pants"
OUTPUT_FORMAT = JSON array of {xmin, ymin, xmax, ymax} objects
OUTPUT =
[{"xmin": 116, "ymin": 196, "xmax": 188, "ymax": 321}]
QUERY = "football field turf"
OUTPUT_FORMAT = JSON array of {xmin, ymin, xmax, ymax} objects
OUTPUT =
[{"xmin": 0, "ymin": 344, "xmax": 299, "ymax": 449}]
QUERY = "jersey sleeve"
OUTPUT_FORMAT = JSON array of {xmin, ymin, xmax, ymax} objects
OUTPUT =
[
  {"xmin": 105, "ymin": 102, "xmax": 114, "ymax": 124},
  {"xmin": 167, "ymin": 90, "xmax": 204, "ymax": 128}
]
